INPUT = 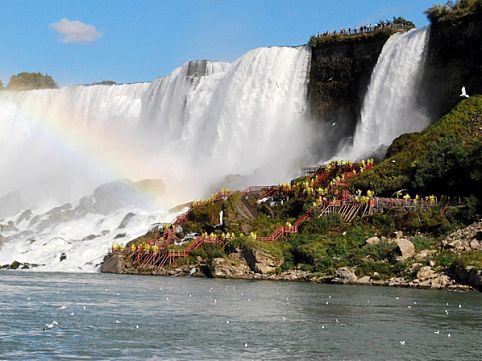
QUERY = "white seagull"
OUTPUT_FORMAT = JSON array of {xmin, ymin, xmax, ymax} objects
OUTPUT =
[
  {"xmin": 460, "ymin": 86, "xmax": 469, "ymax": 98},
  {"xmin": 43, "ymin": 320, "xmax": 59, "ymax": 331}
]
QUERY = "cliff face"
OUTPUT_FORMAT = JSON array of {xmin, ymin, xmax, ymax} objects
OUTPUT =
[
  {"xmin": 421, "ymin": 10, "xmax": 482, "ymax": 119},
  {"xmin": 308, "ymin": 31, "xmax": 393, "ymax": 156}
]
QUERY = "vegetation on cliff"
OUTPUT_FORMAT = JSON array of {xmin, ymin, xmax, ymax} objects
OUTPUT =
[
  {"xmin": 350, "ymin": 96, "xmax": 482, "ymax": 208},
  {"xmin": 7, "ymin": 72, "xmax": 58, "ymax": 91},
  {"xmin": 426, "ymin": 0, "xmax": 482, "ymax": 23}
]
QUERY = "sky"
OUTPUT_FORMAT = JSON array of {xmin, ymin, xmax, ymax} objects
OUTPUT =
[{"xmin": 0, "ymin": 0, "xmax": 439, "ymax": 86}]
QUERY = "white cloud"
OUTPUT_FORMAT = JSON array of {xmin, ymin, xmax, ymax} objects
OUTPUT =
[{"xmin": 49, "ymin": 18, "xmax": 102, "ymax": 44}]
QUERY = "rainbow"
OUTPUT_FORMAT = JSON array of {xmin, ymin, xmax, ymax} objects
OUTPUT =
[{"xmin": 0, "ymin": 89, "xmax": 183, "ymax": 211}]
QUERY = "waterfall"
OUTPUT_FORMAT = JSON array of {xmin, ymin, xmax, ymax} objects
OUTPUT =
[
  {"xmin": 0, "ymin": 46, "xmax": 315, "ymax": 272},
  {"xmin": 0, "ymin": 46, "xmax": 312, "ymax": 214},
  {"xmin": 344, "ymin": 27, "xmax": 430, "ymax": 158}
]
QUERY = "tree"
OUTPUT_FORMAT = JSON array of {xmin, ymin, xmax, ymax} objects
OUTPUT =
[
  {"xmin": 0, "ymin": 79, "xmax": 4, "ymax": 90},
  {"xmin": 7, "ymin": 72, "xmax": 58, "ymax": 91},
  {"xmin": 392, "ymin": 16, "xmax": 416, "ymax": 29}
]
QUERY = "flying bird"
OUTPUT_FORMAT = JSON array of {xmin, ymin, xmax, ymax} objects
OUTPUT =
[{"xmin": 460, "ymin": 86, "xmax": 469, "ymax": 98}]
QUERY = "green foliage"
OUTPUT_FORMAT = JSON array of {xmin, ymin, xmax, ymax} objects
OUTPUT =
[
  {"xmin": 411, "ymin": 235, "xmax": 438, "ymax": 250},
  {"xmin": 351, "ymin": 96, "xmax": 482, "ymax": 214},
  {"xmin": 7, "ymin": 72, "xmax": 58, "ymax": 90},
  {"xmin": 451, "ymin": 250, "xmax": 482, "ymax": 268},
  {"xmin": 391, "ymin": 16, "xmax": 416, "ymax": 28},
  {"xmin": 425, "ymin": 0, "xmax": 482, "ymax": 23}
]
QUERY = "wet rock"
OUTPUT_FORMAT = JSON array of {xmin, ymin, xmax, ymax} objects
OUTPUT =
[
  {"xmin": 101, "ymin": 253, "xmax": 125, "ymax": 274},
  {"xmin": 16, "ymin": 209, "xmax": 33, "ymax": 225},
  {"xmin": 82, "ymin": 234, "xmax": 99, "ymax": 241},
  {"xmin": 365, "ymin": 236, "xmax": 380, "ymax": 246},
  {"xmin": 118, "ymin": 212, "xmax": 136, "ymax": 229},
  {"xmin": 10, "ymin": 260, "xmax": 21, "ymax": 270},
  {"xmin": 394, "ymin": 238, "xmax": 415, "ymax": 261},
  {"xmin": 333, "ymin": 267, "xmax": 357, "ymax": 284}
]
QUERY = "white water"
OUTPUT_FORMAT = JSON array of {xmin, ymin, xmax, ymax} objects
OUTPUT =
[
  {"xmin": 0, "ymin": 46, "xmax": 313, "ymax": 271},
  {"xmin": 0, "ymin": 46, "xmax": 312, "ymax": 213},
  {"xmin": 339, "ymin": 27, "xmax": 430, "ymax": 159}
]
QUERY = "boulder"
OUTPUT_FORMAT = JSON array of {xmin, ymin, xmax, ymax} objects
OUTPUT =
[
  {"xmin": 394, "ymin": 238, "xmax": 415, "ymax": 261},
  {"xmin": 10, "ymin": 260, "xmax": 21, "ymax": 269},
  {"xmin": 365, "ymin": 236, "xmax": 380, "ymax": 246},
  {"xmin": 100, "ymin": 253, "xmax": 125, "ymax": 274},
  {"xmin": 469, "ymin": 239, "xmax": 480, "ymax": 250},
  {"xmin": 393, "ymin": 231, "xmax": 404, "ymax": 239},
  {"xmin": 333, "ymin": 267, "xmax": 357, "ymax": 284}
]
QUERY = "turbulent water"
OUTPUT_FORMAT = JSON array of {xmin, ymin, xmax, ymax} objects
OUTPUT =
[
  {"xmin": 340, "ymin": 27, "xmax": 430, "ymax": 159},
  {"xmin": 1, "ymin": 272, "xmax": 481, "ymax": 360}
]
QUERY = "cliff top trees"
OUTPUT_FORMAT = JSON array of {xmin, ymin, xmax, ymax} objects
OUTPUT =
[
  {"xmin": 7, "ymin": 72, "xmax": 58, "ymax": 91},
  {"xmin": 426, "ymin": 0, "xmax": 482, "ymax": 23}
]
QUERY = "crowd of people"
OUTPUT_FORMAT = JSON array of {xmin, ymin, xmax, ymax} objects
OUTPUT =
[{"xmin": 315, "ymin": 20, "xmax": 409, "ymax": 39}]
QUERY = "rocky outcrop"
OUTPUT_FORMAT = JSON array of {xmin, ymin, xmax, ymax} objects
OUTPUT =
[
  {"xmin": 100, "ymin": 253, "xmax": 126, "ymax": 274},
  {"xmin": 242, "ymin": 247, "xmax": 282, "ymax": 274},
  {"xmin": 211, "ymin": 249, "xmax": 251, "ymax": 278},
  {"xmin": 443, "ymin": 219, "xmax": 482, "ymax": 251}
]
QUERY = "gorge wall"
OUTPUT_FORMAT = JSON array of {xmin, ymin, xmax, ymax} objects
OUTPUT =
[
  {"xmin": 421, "ymin": 9, "xmax": 482, "ymax": 120},
  {"xmin": 307, "ymin": 30, "xmax": 394, "ymax": 157}
]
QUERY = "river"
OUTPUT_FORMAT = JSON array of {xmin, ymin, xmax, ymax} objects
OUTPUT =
[{"xmin": 0, "ymin": 271, "xmax": 481, "ymax": 360}]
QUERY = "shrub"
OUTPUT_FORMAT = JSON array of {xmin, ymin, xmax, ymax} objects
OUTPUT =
[{"xmin": 7, "ymin": 72, "xmax": 58, "ymax": 90}]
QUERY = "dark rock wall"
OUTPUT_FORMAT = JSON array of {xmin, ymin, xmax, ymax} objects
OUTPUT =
[
  {"xmin": 420, "ymin": 11, "xmax": 482, "ymax": 120},
  {"xmin": 307, "ymin": 31, "xmax": 392, "ymax": 157}
]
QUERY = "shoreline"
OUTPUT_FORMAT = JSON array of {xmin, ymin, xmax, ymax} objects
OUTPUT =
[{"xmin": 107, "ymin": 263, "xmax": 476, "ymax": 292}]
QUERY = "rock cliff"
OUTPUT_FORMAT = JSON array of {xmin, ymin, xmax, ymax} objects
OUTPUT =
[
  {"xmin": 307, "ymin": 31, "xmax": 393, "ymax": 157},
  {"xmin": 421, "ymin": 9, "xmax": 482, "ymax": 120}
]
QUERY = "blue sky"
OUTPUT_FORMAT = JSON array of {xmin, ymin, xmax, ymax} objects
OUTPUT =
[{"xmin": 0, "ymin": 0, "xmax": 438, "ymax": 86}]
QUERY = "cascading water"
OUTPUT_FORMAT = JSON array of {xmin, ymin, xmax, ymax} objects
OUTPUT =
[
  {"xmin": 341, "ymin": 27, "xmax": 430, "ymax": 159},
  {"xmin": 0, "ymin": 46, "xmax": 313, "ymax": 271}
]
